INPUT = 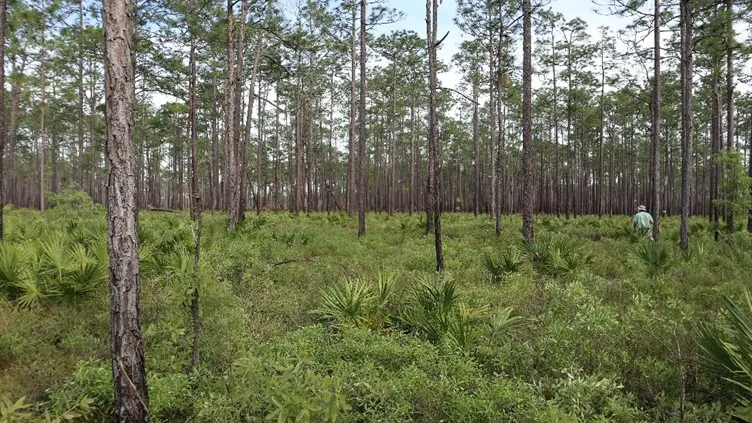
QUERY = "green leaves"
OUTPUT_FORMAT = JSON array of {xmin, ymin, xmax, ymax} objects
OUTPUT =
[
  {"xmin": 483, "ymin": 249, "xmax": 525, "ymax": 282},
  {"xmin": 313, "ymin": 272, "xmax": 396, "ymax": 330},
  {"xmin": 635, "ymin": 242, "xmax": 673, "ymax": 278},
  {"xmin": 0, "ymin": 231, "xmax": 108, "ymax": 308},
  {"xmin": 699, "ymin": 292, "xmax": 752, "ymax": 415}
]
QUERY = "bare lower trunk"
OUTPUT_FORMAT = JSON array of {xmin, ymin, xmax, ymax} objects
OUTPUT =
[
  {"xmin": 103, "ymin": 0, "xmax": 149, "ymax": 419},
  {"xmin": 651, "ymin": 0, "xmax": 661, "ymax": 240},
  {"xmin": 357, "ymin": 0, "xmax": 366, "ymax": 237},
  {"xmin": 188, "ymin": 0, "xmax": 201, "ymax": 369},
  {"xmin": 0, "ymin": 0, "xmax": 5, "ymax": 239},
  {"xmin": 725, "ymin": 0, "xmax": 735, "ymax": 232},
  {"xmin": 680, "ymin": 0, "xmax": 693, "ymax": 252},
  {"xmin": 348, "ymin": 1, "xmax": 357, "ymax": 217},
  {"xmin": 427, "ymin": 0, "xmax": 443, "ymax": 271},
  {"xmin": 521, "ymin": 0, "xmax": 534, "ymax": 243}
]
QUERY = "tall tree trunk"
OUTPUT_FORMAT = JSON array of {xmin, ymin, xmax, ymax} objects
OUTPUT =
[
  {"xmin": 211, "ymin": 75, "xmax": 219, "ymax": 210},
  {"xmin": 226, "ymin": 0, "xmax": 238, "ymax": 227},
  {"xmin": 651, "ymin": 0, "xmax": 661, "ymax": 240},
  {"xmin": 680, "ymin": 0, "xmax": 693, "ymax": 252},
  {"xmin": 472, "ymin": 66, "xmax": 479, "ymax": 216},
  {"xmin": 241, "ymin": 15, "xmax": 265, "ymax": 218},
  {"xmin": 348, "ymin": 0, "xmax": 357, "ymax": 217},
  {"xmin": 7, "ymin": 55, "xmax": 24, "ymax": 206},
  {"xmin": 551, "ymin": 26, "xmax": 560, "ymax": 217},
  {"xmin": 522, "ymin": 0, "xmax": 533, "ymax": 243},
  {"xmin": 725, "ymin": 0, "xmax": 735, "ymax": 232},
  {"xmin": 357, "ymin": 0, "xmax": 366, "ymax": 237},
  {"xmin": 711, "ymin": 70, "xmax": 721, "ymax": 224},
  {"xmin": 258, "ymin": 83, "xmax": 266, "ymax": 214},
  {"xmin": 747, "ymin": 114, "xmax": 752, "ymax": 233},
  {"xmin": 78, "ymin": 0, "xmax": 85, "ymax": 189},
  {"xmin": 103, "ymin": 0, "xmax": 149, "ymax": 418},
  {"xmin": 409, "ymin": 89, "xmax": 416, "ymax": 215},
  {"xmin": 599, "ymin": 37, "xmax": 606, "ymax": 219},
  {"xmin": 0, "ymin": 0, "xmax": 5, "ymax": 239},
  {"xmin": 426, "ymin": 0, "xmax": 443, "ymax": 271},
  {"xmin": 187, "ymin": 0, "xmax": 201, "ymax": 369},
  {"xmin": 40, "ymin": 16, "xmax": 47, "ymax": 211}
]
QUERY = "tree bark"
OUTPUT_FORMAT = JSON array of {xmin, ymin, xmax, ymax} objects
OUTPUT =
[
  {"xmin": 357, "ymin": 0, "xmax": 366, "ymax": 237},
  {"xmin": 651, "ymin": 0, "xmax": 661, "ymax": 240},
  {"xmin": 103, "ymin": 0, "xmax": 149, "ymax": 418},
  {"xmin": 522, "ymin": 0, "xmax": 534, "ymax": 243},
  {"xmin": 241, "ymin": 14, "xmax": 265, "ymax": 218},
  {"xmin": 0, "ymin": 0, "xmax": 5, "ymax": 239},
  {"xmin": 725, "ymin": 0, "xmax": 735, "ymax": 232},
  {"xmin": 348, "ymin": 0, "xmax": 357, "ymax": 218},
  {"xmin": 40, "ymin": 15, "xmax": 47, "ymax": 211},
  {"xmin": 188, "ymin": 0, "xmax": 201, "ymax": 370},
  {"xmin": 472, "ymin": 65, "xmax": 479, "ymax": 216},
  {"xmin": 680, "ymin": 0, "xmax": 693, "ymax": 252},
  {"xmin": 226, "ymin": 0, "xmax": 238, "ymax": 227},
  {"xmin": 78, "ymin": 0, "xmax": 85, "ymax": 189},
  {"xmin": 426, "ymin": 0, "xmax": 443, "ymax": 271}
]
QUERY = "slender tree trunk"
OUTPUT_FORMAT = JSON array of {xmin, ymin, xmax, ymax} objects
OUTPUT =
[
  {"xmin": 0, "ymin": 0, "xmax": 5, "ymax": 239},
  {"xmin": 410, "ymin": 87, "xmax": 417, "ymax": 215},
  {"xmin": 348, "ymin": 1, "xmax": 357, "ymax": 218},
  {"xmin": 226, "ymin": 0, "xmax": 238, "ymax": 227},
  {"xmin": 652, "ymin": 0, "xmax": 661, "ymax": 240},
  {"xmin": 187, "ymin": 0, "xmax": 201, "ymax": 369},
  {"xmin": 40, "ymin": 16, "xmax": 47, "ymax": 211},
  {"xmin": 711, "ymin": 70, "xmax": 721, "ymax": 224},
  {"xmin": 241, "ymin": 15, "xmax": 265, "ymax": 218},
  {"xmin": 680, "ymin": 0, "xmax": 693, "ymax": 252},
  {"xmin": 599, "ymin": 38, "xmax": 606, "ymax": 219},
  {"xmin": 357, "ymin": 0, "xmax": 366, "ymax": 237},
  {"xmin": 427, "ymin": 0, "xmax": 443, "ymax": 271},
  {"xmin": 78, "ymin": 0, "xmax": 85, "ymax": 189},
  {"xmin": 211, "ymin": 76, "xmax": 219, "ymax": 211},
  {"xmin": 747, "ymin": 115, "xmax": 752, "ymax": 233},
  {"xmin": 7, "ymin": 56, "xmax": 24, "ymax": 206},
  {"xmin": 522, "ymin": 0, "xmax": 533, "ymax": 243},
  {"xmin": 472, "ymin": 67, "xmax": 479, "ymax": 216},
  {"xmin": 551, "ymin": 27, "xmax": 560, "ymax": 217},
  {"xmin": 725, "ymin": 0, "xmax": 735, "ymax": 232},
  {"xmin": 103, "ymin": 0, "xmax": 149, "ymax": 418}
]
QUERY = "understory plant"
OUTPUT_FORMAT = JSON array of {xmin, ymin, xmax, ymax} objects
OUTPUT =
[{"xmin": 699, "ymin": 291, "xmax": 752, "ymax": 419}]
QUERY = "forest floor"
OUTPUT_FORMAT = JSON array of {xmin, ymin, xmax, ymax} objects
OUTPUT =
[{"xmin": 1, "ymin": 198, "xmax": 751, "ymax": 421}]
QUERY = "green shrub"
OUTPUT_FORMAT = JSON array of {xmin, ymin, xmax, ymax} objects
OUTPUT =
[
  {"xmin": 699, "ymin": 291, "xmax": 752, "ymax": 415},
  {"xmin": 636, "ymin": 242, "xmax": 673, "ymax": 278}
]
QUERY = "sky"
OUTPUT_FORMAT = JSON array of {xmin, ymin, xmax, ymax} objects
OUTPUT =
[{"xmin": 375, "ymin": 0, "xmax": 634, "ymax": 91}]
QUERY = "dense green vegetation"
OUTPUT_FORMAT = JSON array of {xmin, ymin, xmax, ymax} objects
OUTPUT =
[{"xmin": 1, "ymin": 195, "xmax": 752, "ymax": 421}]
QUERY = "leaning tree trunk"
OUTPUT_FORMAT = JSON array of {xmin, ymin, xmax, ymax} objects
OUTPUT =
[
  {"xmin": 521, "ymin": 0, "xmax": 534, "ymax": 244},
  {"xmin": 103, "ymin": 0, "xmax": 149, "ymax": 419},
  {"xmin": 680, "ymin": 0, "xmax": 693, "ymax": 252}
]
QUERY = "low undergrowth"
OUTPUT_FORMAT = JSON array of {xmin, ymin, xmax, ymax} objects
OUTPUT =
[{"xmin": 1, "ymin": 194, "xmax": 750, "ymax": 421}]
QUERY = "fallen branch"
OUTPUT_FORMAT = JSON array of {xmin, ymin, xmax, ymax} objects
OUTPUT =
[{"xmin": 272, "ymin": 258, "xmax": 320, "ymax": 267}]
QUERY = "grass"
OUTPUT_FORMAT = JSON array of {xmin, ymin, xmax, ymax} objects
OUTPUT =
[{"xmin": 0, "ymin": 202, "xmax": 750, "ymax": 421}]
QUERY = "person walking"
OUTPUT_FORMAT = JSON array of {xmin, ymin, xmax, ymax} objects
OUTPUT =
[{"xmin": 633, "ymin": 205, "xmax": 655, "ymax": 241}]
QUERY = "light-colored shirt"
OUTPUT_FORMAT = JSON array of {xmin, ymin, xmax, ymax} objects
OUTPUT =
[{"xmin": 633, "ymin": 211, "xmax": 654, "ymax": 229}]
